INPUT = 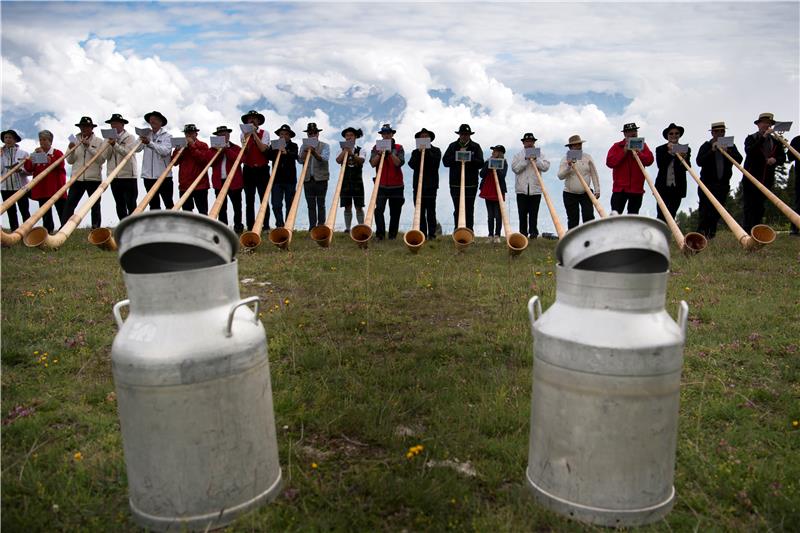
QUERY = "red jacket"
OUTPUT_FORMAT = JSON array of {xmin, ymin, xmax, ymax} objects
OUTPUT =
[
  {"xmin": 606, "ymin": 140, "xmax": 654, "ymax": 194},
  {"xmin": 373, "ymin": 143, "xmax": 404, "ymax": 187},
  {"xmin": 211, "ymin": 144, "xmax": 244, "ymax": 190},
  {"xmin": 174, "ymin": 141, "xmax": 213, "ymax": 191},
  {"xmin": 24, "ymin": 148, "xmax": 67, "ymax": 201},
  {"xmin": 241, "ymin": 129, "xmax": 270, "ymax": 167}
]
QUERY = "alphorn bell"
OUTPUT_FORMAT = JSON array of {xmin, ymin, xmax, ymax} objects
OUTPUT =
[
  {"xmin": 25, "ymin": 141, "xmax": 142, "ymax": 250},
  {"xmin": 1, "ymin": 143, "xmax": 108, "ymax": 247},
  {"xmin": 350, "ymin": 150, "xmax": 386, "ymax": 248},
  {"xmin": 90, "ymin": 146, "xmax": 187, "ymax": 251},
  {"xmin": 310, "ymin": 149, "xmax": 347, "ymax": 248},
  {"xmin": 452, "ymin": 160, "xmax": 474, "ymax": 250},
  {"xmin": 172, "ymin": 147, "xmax": 222, "ymax": 210},
  {"xmin": 631, "ymin": 151, "xmax": 707, "ymax": 254},
  {"xmin": 403, "ymin": 148, "xmax": 426, "ymax": 253},
  {"xmin": 1, "ymin": 157, "xmax": 29, "ymax": 184},
  {"xmin": 209, "ymin": 135, "xmax": 252, "ymax": 220},
  {"xmin": 1, "ymin": 144, "xmax": 78, "ymax": 216},
  {"xmin": 571, "ymin": 162, "xmax": 607, "ymax": 218},
  {"xmin": 530, "ymin": 159, "xmax": 565, "ymax": 239},
  {"xmin": 717, "ymin": 147, "xmax": 800, "ymax": 230},
  {"xmin": 492, "ymin": 169, "xmax": 528, "ymax": 255},
  {"xmin": 675, "ymin": 153, "xmax": 775, "ymax": 249},
  {"xmin": 241, "ymin": 150, "xmax": 281, "ymax": 249},
  {"xmin": 269, "ymin": 150, "xmax": 312, "ymax": 249}
]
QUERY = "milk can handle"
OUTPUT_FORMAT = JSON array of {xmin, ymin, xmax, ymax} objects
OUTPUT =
[
  {"xmin": 226, "ymin": 296, "xmax": 261, "ymax": 338},
  {"xmin": 678, "ymin": 300, "xmax": 689, "ymax": 337},
  {"xmin": 528, "ymin": 296, "xmax": 542, "ymax": 322},
  {"xmin": 113, "ymin": 299, "xmax": 130, "ymax": 330}
]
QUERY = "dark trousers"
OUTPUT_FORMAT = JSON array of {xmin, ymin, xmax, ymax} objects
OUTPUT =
[
  {"xmin": 517, "ymin": 193, "xmax": 541, "ymax": 238},
  {"xmin": 38, "ymin": 197, "xmax": 66, "ymax": 233},
  {"xmin": 696, "ymin": 184, "xmax": 728, "ymax": 239},
  {"xmin": 271, "ymin": 181, "xmax": 295, "ymax": 227},
  {"xmin": 485, "ymin": 199, "xmax": 501, "ymax": 236},
  {"xmin": 419, "ymin": 195, "xmax": 437, "ymax": 239},
  {"xmin": 610, "ymin": 191, "xmax": 643, "ymax": 214},
  {"xmin": 110, "ymin": 179, "xmax": 138, "ymax": 221},
  {"xmin": 450, "ymin": 186, "xmax": 477, "ymax": 231},
  {"xmin": 742, "ymin": 178, "xmax": 771, "ymax": 234},
  {"xmin": 655, "ymin": 184, "xmax": 681, "ymax": 223},
  {"xmin": 793, "ymin": 168, "xmax": 800, "ymax": 235},
  {"xmin": 375, "ymin": 187, "xmax": 405, "ymax": 239},
  {"xmin": 304, "ymin": 179, "xmax": 328, "ymax": 229},
  {"xmin": 243, "ymin": 165, "xmax": 269, "ymax": 230},
  {"xmin": 63, "ymin": 181, "xmax": 101, "ymax": 229},
  {"xmin": 143, "ymin": 177, "xmax": 174, "ymax": 210},
  {"xmin": 1, "ymin": 190, "xmax": 30, "ymax": 231},
  {"xmin": 214, "ymin": 187, "xmax": 243, "ymax": 232},
  {"xmin": 179, "ymin": 189, "xmax": 208, "ymax": 215},
  {"xmin": 563, "ymin": 191, "xmax": 595, "ymax": 229}
]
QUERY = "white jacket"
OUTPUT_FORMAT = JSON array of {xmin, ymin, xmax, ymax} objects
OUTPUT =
[
  {"xmin": 104, "ymin": 130, "xmax": 138, "ymax": 179},
  {"xmin": 66, "ymin": 135, "xmax": 107, "ymax": 182},
  {"xmin": 137, "ymin": 128, "xmax": 172, "ymax": 179},
  {"xmin": 511, "ymin": 150, "xmax": 550, "ymax": 195},
  {"xmin": 557, "ymin": 153, "xmax": 601, "ymax": 195},
  {"xmin": 1, "ymin": 145, "xmax": 30, "ymax": 190}
]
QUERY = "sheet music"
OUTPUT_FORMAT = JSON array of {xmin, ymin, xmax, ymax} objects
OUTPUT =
[
  {"xmin": 773, "ymin": 121, "xmax": 792, "ymax": 133},
  {"xmin": 626, "ymin": 137, "xmax": 644, "ymax": 151},
  {"xmin": 240, "ymin": 123, "xmax": 256, "ymax": 134},
  {"xmin": 525, "ymin": 147, "xmax": 541, "ymax": 159},
  {"xmin": 135, "ymin": 127, "xmax": 152, "ymax": 138},
  {"xmin": 31, "ymin": 152, "xmax": 49, "ymax": 164},
  {"xmin": 672, "ymin": 144, "xmax": 689, "ymax": 154},
  {"xmin": 488, "ymin": 158, "xmax": 505, "ymax": 170},
  {"xmin": 101, "ymin": 129, "xmax": 118, "ymax": 140},
  {"xmin": 455, "ymin": 150, "xmax": 472, "ymax": 162},
  {"xmin": 68, "ymin": 134, "xmax": 78, "ymax": 144},
  {"xmin": 171, "ymin": 137, "xmax": 187, "ymax": 148},
  {"xmin": 717, "ymin": 136, "xmax": 734, "ymax": 148},
  {"xmin": 566, "ymin": 149, "xmax": 582, "ymax": 161},
  {"xmin": 376, "ymin": 139, "xmax": 392, "ymax": 152},
  {"xmin": 210, "ymin": 135, "xmax": 225, "ymax": 148},
  {"xmin": 270, "ymin": 138, "xmax": 286, "ymax": 150},
  {"xmin": 340, "ymin": 140, "xmax": 355, "ymax": 150},
  {"xmin": 302, "ymin": 138, "xmax": 319, "ymax": 149},
  {"xmin": 416, "ymin": 138, "xmax": 431, "ymax": 150}
]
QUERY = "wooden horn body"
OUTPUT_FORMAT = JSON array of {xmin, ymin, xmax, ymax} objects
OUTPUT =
[
  {"xmin": 404, "ymin": 148, "xmax": 426, "ymax": 253},
  {"xmin": 452, "ymin": 160, "xmax": 474, "ymax": 250},
  {"xmin": 269, "ymin": 150, "xmax": 312, "ymax": 250},
  {"xmin": 493, "ymin": 169, "xmax": 527, "ymax": 256},
  {"xmin": 1, "ymin": 147, "xmax": 96, "ymax": 248},
  {"xmin": 530, "ymin": 159, "xmax": 565, "ymax": 239},
  {"xmin": 1, "ymin": 145, "xmax": 77, "ymax": 216},
  {"xmin": 311, "ymin": 150, "xmax": 347, "ymax": 248},
  {"xmin": 241, "ymin": 150, "xmax": 281, "ymax": 250},
  {"xmin": 720, "ymin": 144, "xmax": 800, "ymax": 231},
  {"xmin": 1, "ymin": 158, "xmax": 27, "ymax": 184},
  {"xmin": 677, "ymin": 153, "xmax": 774, "ymax": 250},
  {"xmin": 351, "ymin": 150, "xmax": 386, "ymax": 248},
  {"xmin": 172, "ymin": 146, "xmax": 219, "ymax": 211},
  {"xmin": 632, "ymin": 151, "xmax": 706, "ymax": 255},
  {"xmin": 25, "ymin": 141, "xmax": 139, "ymax": 250},
  {"xmin": 209, "ymin": 135, "xmax": 251, "ymax": 221}
]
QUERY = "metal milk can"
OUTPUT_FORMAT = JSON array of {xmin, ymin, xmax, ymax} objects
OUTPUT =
[
  {"xmin": 111, "ymin": 211, "xmax": 282, "ymax": 531},
  {"xmin": 526, "ymin": 216, "xmax": 688, "ymax": 527}
]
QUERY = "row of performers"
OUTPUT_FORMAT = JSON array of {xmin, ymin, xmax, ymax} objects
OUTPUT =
[{"xmin": 2, "ymin": 110, "xmax": 799, "ymax": 239}]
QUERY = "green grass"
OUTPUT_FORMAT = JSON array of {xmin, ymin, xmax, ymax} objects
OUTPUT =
[{"xmin": 2, "ymin": 228, "xmax": 799, "ymax": 531}]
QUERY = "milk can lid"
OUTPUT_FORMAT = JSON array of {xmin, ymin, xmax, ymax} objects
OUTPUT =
[
  {"xmin": 556, "ymin": 215, "xmax": 670, "ymax": 273},
  {"xmin": 114, "ymin": 211, "xmax": 238, "ymax": 274}
]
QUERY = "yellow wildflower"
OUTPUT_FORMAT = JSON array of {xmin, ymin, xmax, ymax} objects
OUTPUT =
[
  {"xmin": 311, "ymin": 462, "xmax": 318, "ymax": 469},
  {"xmin": 73, "ymin": 452, "xmax": 83, "ymax": 462}
]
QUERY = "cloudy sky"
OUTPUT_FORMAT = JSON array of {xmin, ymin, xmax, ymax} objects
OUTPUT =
[{"xmin": 2, "ymin": 0, "xmax": 798, "ymax": 235}]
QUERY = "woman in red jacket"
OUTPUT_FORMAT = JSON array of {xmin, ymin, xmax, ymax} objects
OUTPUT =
[
  {"xmin": 174, "ymin": 124, "xmax": 213, "ymax": 215},
  {"xmin": 210, "ymin": 125, "xmax": 244, "ymax": 233},
  {"xmin": 23, "ymin": 130, "xmax": 66, "ymax": 233},
  {"xmin": 606, "ymin": 122, "xmax": 654, "ymax": 214}
]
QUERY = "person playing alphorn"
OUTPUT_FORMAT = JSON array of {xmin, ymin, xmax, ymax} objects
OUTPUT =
[
  {"xmin": 408, "ymin": 128, "xmax": 442, "ymax": 241},
  {"xmin": 443, "ymin": 124, "xmax": 483, "ymax": 234},
  {"xmin": 137, "ymin": 110, "xmax": 174, "ymax": 209},
  {"xmin": 336, "ymin": 127, "xmax": 366, "ymax": 234},
  {"xmin": 511, "ymin": 132, "xmax": 550, "ymax": 239},
  {"xmin": 695, "ymin": 121, "xmax": 743, "ymax": 239},
  {"xmin": 606, "ymin": 122, "xmax": 654, "ymax": 214},
  {"xmin": 1, "ymin": 129, "xmax": 31, "ymax": 230},
  {"xmin": 299, "ymin": 122, "xmax": 330, "ymax": 231},
  {"xmin": 174, "ymin": 124, "xmax": 213, "ymax": 215},
  {"xmin": 742, "ymin": 112, "xmax": 786, "ymax": 234},
  {"xmin": 63, "ymin": 117, "xmax": 106, "ymax": 229},
  {"xmin": 479, "ymin": 145, "xmax": 508, "ymax": 243},
  {"xmin": 557, "ymin": 134, "xmax": 600, "ymax": 229},
  {"xmin": 369, "ymin": 124, "xmax": 405, "ymax": 240},
  {"xmin": 23, "ymin": 130, "xmax": 66, "ymax": 234},
  {"xmin": 269, "ymin": 124, "xmax": 299, "ymax": 228},
  {"xmin": 104, "ymin": 113, "xmax": 139, "ymax": 221},
  {"xmin": 210, "ymin": 125, "xmax": 245, "ymax": 233},
  {"xmin": 654, "ymin": 123, "xmax": 690, "ymax": 223},
  {"xmin": 240, "ymin": 110, "xmax": 271, "ymax": 232}
]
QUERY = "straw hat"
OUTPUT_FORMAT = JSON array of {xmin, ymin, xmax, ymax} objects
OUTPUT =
[
  {"xmin": 754, "ymin": 112, "xmax": 776, "ymax": 125},
  {"xmin": 565, "ymin": 134, "xmax": 586, "ymax": 146},
  {"xmin": 709, "ymin": 121, "xmax": 726, "ymax": 131}
]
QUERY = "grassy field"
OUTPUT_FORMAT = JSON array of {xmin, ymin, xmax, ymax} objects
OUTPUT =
[{"xmin": 1, "ymin": 226, "xmax": 799, "ymax": 532}]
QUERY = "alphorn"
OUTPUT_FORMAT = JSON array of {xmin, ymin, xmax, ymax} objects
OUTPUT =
[
  {"xmin": 452, "ymin": 160, "xmax": 474, "ymax": 250},
  {"xmin": 89, "ymin": 146, "xmax": 187, "ymax": 251},
  {"xmin": 209, "ymin": 135, "xmax": 252, "ymax": 220},
  {"xmin": 25, "ymin": 141, "xmax": 142, "ymax": 250},
  {"xmin": 492, "ymin": 169, "xmax": 528, "ymax": 256},
  {"xmin": 571, "ymin": 162, "xmax": 607, "ymax": 218},
  {"xmin": 172, "ymin": 147, "xmax": 222, "ymax": 210},
  {"xmin": 403, "ymin": 148, "xmax": 426, "ymax": 253},
  {"xmin": 2, "ymin": 142, "xmax": 110, "ymax": 247},
  {"xmin": 631, "ymin": 151, "xmax": 707, "ymax": 254},
  {"xmin": 675, "ymin": 153, "xmax": 775, "ymax": 249},
  {"xmin": 269, "ymin": 150, "xmax": 312, "ymax": 249},
  {"xmin": 350, "ymin": 150, "xmax": 386, "ymax": 248},
  {"xmin": 718, "ymin": 147, "xmax": 800, "ymax": 229},
  {"xmin": 241, "ymin": 150, "xmax": 281, "ymax": 249},
  {"xmin": 772, "ymin": 132, "xmax": 800, "ymax": 161},
  {"xmin": 1, "ymin": 157, "xmax": 29, "ymax": 184},
  {"xmin": 530, "ymin": 159, "xmax": 565, "ymax": 239},
  {"xmin": 1, "ymin": 144, "xmax": 78, "ymax": 215},
  {"xmin": 310, "ymin": 151, "xmax": 347, "ymax": 248}
]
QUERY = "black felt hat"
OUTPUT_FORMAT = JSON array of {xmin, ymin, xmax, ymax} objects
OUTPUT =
[
  {"xmin": 144, "ymin": 110, "xmax": 168, "ymax": 126},
  {"xmin": 304, "ymin": 122, "xmax": 322, "ymax": 133},
  {"xmin": 105, "ymin": 113, "xmax": 129, "ymax": 125},
  {"xmin": 274, "ymin": 124, "xmax": 296, "ymax": 138},
  {"xmin": 455, "ymin": 124, "xmax": 474, "ymax": 135},
  {"xmin": 241, "ymin": 110, "xmax": 265, "ymax": 126},
  {"xmin": 521, "ymin": 132, "xmax": 537, "ymax": 142},
  {"xmin": 341, "ymin": 127, "xmax": 363, "ymax": 139},
  {"xmin": 414, "ymin": 128, "xmax": 435, "ymax": 141},
  {"xmin": 1, "ymin": 129, "xmax": 22, "ymax": 142},
  {"xmin": 74, "ymin": 116, "xmax": 97, "ymax": 128},
  {"xmin": 662, "ymin": 123, "xmax": 685, "ymax": 140}
]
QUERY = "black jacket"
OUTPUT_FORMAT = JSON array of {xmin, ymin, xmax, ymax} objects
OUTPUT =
[
  {"xmin": 268, "ymin": 141, "xmax": 299, "ymax": 184},
  {"xmin": 744, "ymin": 132, "xmax": 786, "ymax": 187},
  {"xmin": 696, "ymin": 140, "xmax": 742, "ymax": 189},
  {"xmin": 442, "ymin": 140, "xmax": 484, "ymax": 188},
  {"xmin": 408, "ymin": 146, "xmax": 442, "ymax": 195},
  {"xmin": 655, "ymin": 143, "xmax": 691, "ymax": 198}
]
